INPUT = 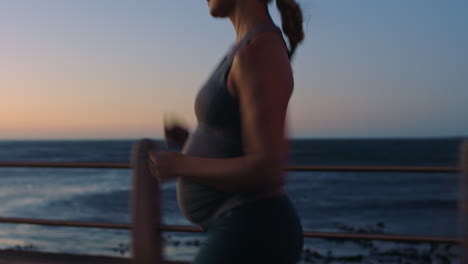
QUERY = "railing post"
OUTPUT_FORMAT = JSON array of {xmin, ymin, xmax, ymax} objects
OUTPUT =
[
  {"xmin": 459, "ymin": 140, "xmax": 468, "ymax": 264},
  {"xmin": 131, "ymin": 139, "xmax": 162, "ymax": 264}
]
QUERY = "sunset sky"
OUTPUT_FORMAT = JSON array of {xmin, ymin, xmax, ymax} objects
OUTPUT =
[{"xmin": 1, "ymin": 0, "xmax": 467, "ymax": 140}]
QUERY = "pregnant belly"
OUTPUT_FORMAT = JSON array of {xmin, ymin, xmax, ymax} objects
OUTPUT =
[
  {"xmin": 181, "ymin": 124, "xmax": 243, "ymax": 158},
  {"xmin": 177, "ymin": 124, "xmax": 288, "ymax": 225}
]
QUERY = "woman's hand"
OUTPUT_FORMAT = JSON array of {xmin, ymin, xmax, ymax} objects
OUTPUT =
[
  {"xmin": 164, "ymin": 124, "xmax": 189, "ymax": 150},
  {"xmin": 147, "ymin": 149, "xmax": 180, "ymax": 183}
]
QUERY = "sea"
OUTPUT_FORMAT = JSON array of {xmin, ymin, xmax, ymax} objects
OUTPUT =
[{"xmin": 0, "ymin": 137, "xmax": 465, "ymax": 263}]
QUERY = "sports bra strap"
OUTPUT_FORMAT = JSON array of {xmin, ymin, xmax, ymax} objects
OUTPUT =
[{"xmin": 227, "ymin": 23, "xmax": 283, "ymax": 58}]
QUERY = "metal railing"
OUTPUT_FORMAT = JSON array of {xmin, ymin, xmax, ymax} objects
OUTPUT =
[
  {"xmin": 0, "ymin": 138, "xmax": 466, "ymax": 264},
  {"xmin": 0, "ymin": 216, "xmax": 460, "ymax": 245},
  {"xmin": 0, "ymin": 161, "xmax": 457, "ymax": 172}
]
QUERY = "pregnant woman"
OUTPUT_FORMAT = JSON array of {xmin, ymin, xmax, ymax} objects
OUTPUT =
[{"xmin": 149, "ymin": 0, "xmax": 305, "ymax": 263}]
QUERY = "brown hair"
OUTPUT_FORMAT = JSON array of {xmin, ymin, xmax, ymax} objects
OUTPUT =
[{"xmin": 262, "ymin": 0, "xmax": 305, "ymax": 60}]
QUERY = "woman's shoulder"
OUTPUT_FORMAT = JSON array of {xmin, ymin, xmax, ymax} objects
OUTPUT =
[
  {"xmin": 237, "ymin": 29, "xmax": 289, "ymax": 62},
  {"xmin": 231, "ymin": 30, "xmax": 292, "ymax": 79},
  {"xmin": 229, "ymin": 30, "xmax": 293, "ymax": 97}
]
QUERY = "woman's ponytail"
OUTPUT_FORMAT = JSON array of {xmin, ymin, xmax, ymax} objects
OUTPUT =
[
  {"xmin": 261, "ymin": 0, "xmax": 304, "ymax": 59},
  {"xmin": 275, "ymin": 0, "xmax": 304, "ymax": 60}
]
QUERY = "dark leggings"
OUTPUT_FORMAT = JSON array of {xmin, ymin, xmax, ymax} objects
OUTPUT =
[{"xmin": 192, "ymin": 194, "xmax": 304, "ymax": 264}]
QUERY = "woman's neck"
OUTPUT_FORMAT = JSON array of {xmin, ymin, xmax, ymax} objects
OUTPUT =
[{"xmin": 228, "ymin": 1, "xmax": 274, "ymax": 43}]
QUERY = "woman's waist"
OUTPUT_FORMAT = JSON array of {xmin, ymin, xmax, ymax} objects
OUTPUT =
[
  {"xmin": 178, "ymin": 177, "xmax": 288, "ymax": 230},
  {"xmin": 210, "ymin": 185, "xmax": 288, "ymax": 221}
]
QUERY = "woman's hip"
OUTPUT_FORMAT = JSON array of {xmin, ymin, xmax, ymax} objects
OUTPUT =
[{"xmin": 195, "ymin": 194, "xmax": 303, "ymax": 263}]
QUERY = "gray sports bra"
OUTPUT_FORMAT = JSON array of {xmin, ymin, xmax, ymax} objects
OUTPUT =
[{"xmin": 176, "ymin": 23, "xmax": 287, "ymax": 230}]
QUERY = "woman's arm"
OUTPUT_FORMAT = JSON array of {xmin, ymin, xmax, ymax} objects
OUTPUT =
[
  {"xmin": 157, "ymin": 31, "xmax": 292, "ymax": 195},
  {"xmin": 171, "ymin": 152, "xmax": 281, "ymax": 194}
]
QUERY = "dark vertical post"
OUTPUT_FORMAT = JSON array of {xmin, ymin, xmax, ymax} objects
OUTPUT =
[
  {"xmin": 459, "ymin": 140, "xmax": 468, "ymax": 264},
  {"xmin": 131, "ymin": 138, "xmax": 162, "ymax": 264}
]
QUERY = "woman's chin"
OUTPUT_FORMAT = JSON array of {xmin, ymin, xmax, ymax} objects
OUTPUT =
[
  {"xmin": 207, "ymin": 2, "xmax": 230, "ymax": 18},
  {"xmin": 209, "ymin": 9, "xmax": 227, "ymax": 18}
]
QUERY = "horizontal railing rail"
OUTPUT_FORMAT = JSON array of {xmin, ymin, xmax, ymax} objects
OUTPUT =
[
  {"xmin": 0, "ymin": 216, "xmax": 460, "ymax": 244},
  {"xmin": 0, "ymin": 162, "xmax": 130, "ymax": 169},
  {"xmin": 0, "ymin": 162, "xmax": 457, "ymax": 172}
]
